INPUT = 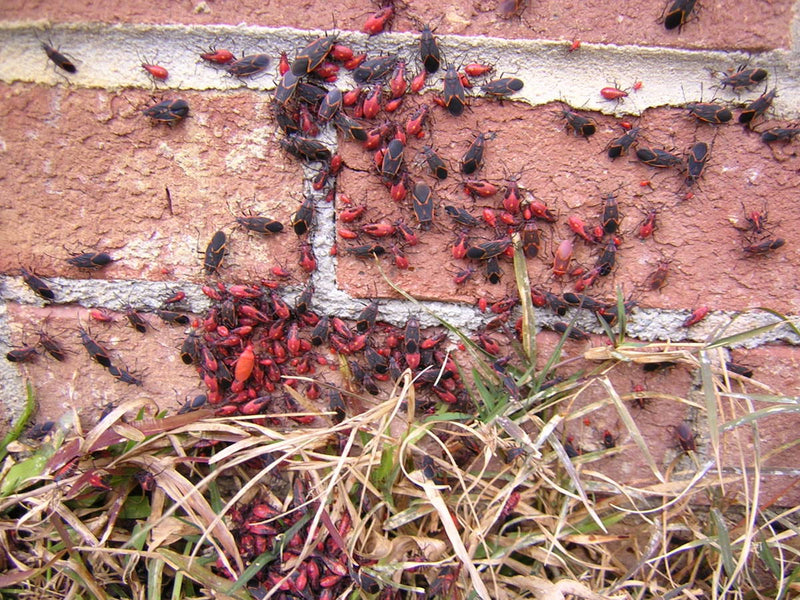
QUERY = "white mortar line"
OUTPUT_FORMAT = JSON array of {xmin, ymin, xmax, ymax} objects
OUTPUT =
[{"xmin": 0, "ymin": 21, "xmax": 798, "ymax": 117}]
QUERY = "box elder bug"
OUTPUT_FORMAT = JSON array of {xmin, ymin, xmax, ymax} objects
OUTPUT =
[
  {"xmin": 42, "ymin": 42, "xmax": 77, "ymax": 73},
  {"xmin": 481, "ymin": 78, "xmax": 524, "ymax": 97},
  {"xmin": 442, "ymin": 65, "xmax": 466, "ymax": 116},
  {"xmin": 203, "ymin": 231, "xmax": 227, "ymax": 275},
  {"xmin": 419, "ymin": 25, "xmax": 441, "ymax": 73},
  {"xmin": 66, "ymin": 251, "xmax": 114, "ymax": 269},
  {"xmin": 662, "ymin": 0, "xmax": 697, "ymax": 30},
  {"xmin": 607, "ymin": 127, "xmax": 640, "ymax": 159},
  {"xmin": 227, "ymin": 54, "xmax": 270, "ymax": 77},
  {"xmin": 685, "ymin": 142, "xmax": 709, "ymax": 186},
  {"xmin": 739, "ymin": 89, "xmax": 777, "ymax": 128},
  {"xmin": 20, "ymin": 267, "xmax": 54, "ymax": 301},
  {"xmin": 291, "ymin": 35, "xmax": 335, "ymax": 76},
  {"xmin": 720, "ymin": 67, "xmax": 767, "ymax": 91},
  {"xmin": 143, "ymin": 99, "xmax": 189, "ymax": 123}
]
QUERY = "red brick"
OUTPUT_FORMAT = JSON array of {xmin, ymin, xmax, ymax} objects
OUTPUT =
[
  {"xmin": 3, "ymin": 303, "xmax": 201, "ymax": 425},
  {"xmin": 0, "ymin": 85, "xmax": 304, "ymax": 284},
  {"xmin": 336, "ymin": 99, "xmax": 799, "ymax": 313},
  {"xmin": 0, "ymin": 0, "xmax": 790, "ymax": 51}
]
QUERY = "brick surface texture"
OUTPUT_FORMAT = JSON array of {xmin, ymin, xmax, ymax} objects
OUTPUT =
[{"xmin": 1, "ymin": 1, "xmax": 799, "ymax": 506}]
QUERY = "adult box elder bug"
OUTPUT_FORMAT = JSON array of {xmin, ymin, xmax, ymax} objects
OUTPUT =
[
  {"xmin": 42, "ymin": 42, "xmax": 77, "ymax": 73},
  {"xmin": 143, "ymin": 99, "xmax": 189, "ymax": 124},
  {"xmin": 20, "ymin": 267, "xmax": 55, "ymax": 301},
  {"xmin": 662, "ymin": 0, "xmax": 697, "ymax": 30},
  {"xmin": 204, "ymin": 231, "xmax": 227, "ymax": 275},
  {"xmin": 442, "ymin": 65, "xmax": 466, "ymax": 116},
  {"xmin": 66, "ymin": 251, "xmax": 114, "ymax": 269},
  {"xmin": 419, "ymin": 25, "xmax": 441, "ymax": 74}
]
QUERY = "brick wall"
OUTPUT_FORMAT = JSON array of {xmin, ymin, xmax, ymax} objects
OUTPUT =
[{"xmin": 1, "ymin": 2, "xmax": 799, "ymax": 502}]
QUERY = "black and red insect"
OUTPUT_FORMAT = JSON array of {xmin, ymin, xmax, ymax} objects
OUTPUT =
[
  {"xmin": 674, "ymin": 422, "xmax": 696, "ymax": 452},
  {"xmin": 20, "ymin": 267, "xmax": 55, "ymax": 301},
  {"xmin": 38, "ymin": 331, "xmax": 67, "ymax": 362},
  {"xmin": 6, "ymin": 346, "xmax": 37, "ymax": 363},
  {"xmin": 419, "ymin": 25, "xmax": 441, "ymax": 73},
  {"xmin": 291, "ymin": 196, "xmax": 315, "ymax": 236},
  {"xmin": 481, "ymin": 77, "xmax": 524, "ymax": 97},
  {"xmin": 685, "ymin": 141, "xmax": 709, "ymax": 186},
  {"xmin": 466, "ymin": 238, "xmax": 512, "ymax": 260},
  {"xmin": 291, "ymin": 35, "xmax": 335, "ymax": 76},
  {"xmin": 411, "ymin": 183, "xmax": 435, "ymax": 229},
  {"xmin": 607, "ymin": 127, "xmax": 640, "ymax": 160},
  {"xmin": 77, "ymin": 326, "xmax": 112, "ymax": 368},
  {"xmin": 227, "ymin": 54, "xmax": 270, "ymax": 77},
  {"xmin": 421, "ymin": 145, "xmax": 447, "ymax": 179},
  {"xmin": 720, "ymin": 67, "xmax": 768, "ymax": 91},
  {"xmin": 560, "ymin": 108, "xmax": 596, "ymax": 138},
  {"xmin": 204, "ymin": 231, "xmax": 227, "ymax": 275},
  {"xmin": 461, "ymin": 132, "xmax": 495, "ymax": 175},
  {"xmin": 143, "ymin": 99, "xmax": 189, "ymax": 123},
  {"xmin": 739, "ymin": 89, "xmax": 777, "ymax": 128},
  {"xmin": 442, "ymin": 65, "xmax": 466, "ymax": 117},
  {"xmin": 636, "ymin": 147, "xmax": 683, "ymax": 169},
  {"xmin": 42, "ymin": 42, "xmax": 77, "ymax": 73},
  {"xmin": 236, "ymin": 216, "xmax": 284, "ymax": 234},
  {"xmin": 662, "ymin": 0, "xmax": 697, "ymax": 30},
  {"xmin": 66, "ymin": 251, "xmax": 114, "ymax": 269},
  {"xmin": 685, "ymin": 102, "xmax": 732, "ymax": 125}
]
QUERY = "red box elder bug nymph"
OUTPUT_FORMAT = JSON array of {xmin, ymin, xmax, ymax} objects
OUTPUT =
[
  {"xmin": 200, "ymin": 47, "xmax": 235, "ymax": 65},
  {"xmin": 662, "ymin": 0, "xmax": 696, "ymax": 30},
  {"xmin": 143, "ymin": 99, "xmax": 189, "ymax": 123},
  {"xmin": 481, "ymin": 78, "xmax": 524, "ymax": 97},
  {"xmin": 42, "ymin": 42, "xmax": 77, "ymax": 73},
  {"xmin": 142, "ymin": 62, "xmax": 169, "ymax": 81},
  {"xmin": 20, "ymin": 267, "xmax": 55, "ymax": 301},
  {"xmin": 66, "ymin": 251, "xmax": 114, "ymax": 269},
  {"xmin": 204, "ymin": 231, "xmax": 227, "ymax": 275},
  {"xmin": 227, "ymin": 54, "xmax": 270, "ymax": 77}
]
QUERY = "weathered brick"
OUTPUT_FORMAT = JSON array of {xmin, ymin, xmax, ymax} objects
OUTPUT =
[
  {"xmin": 0, "ymin": 85, "xmax": 304, "ymax": 284},
  {"xmin": 0, "ymin": 0, "xmax": 790, "ymax": 51},
  {"xmin": 336, "ymin": 99, "xmax": 799, "ymax": 313}
]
